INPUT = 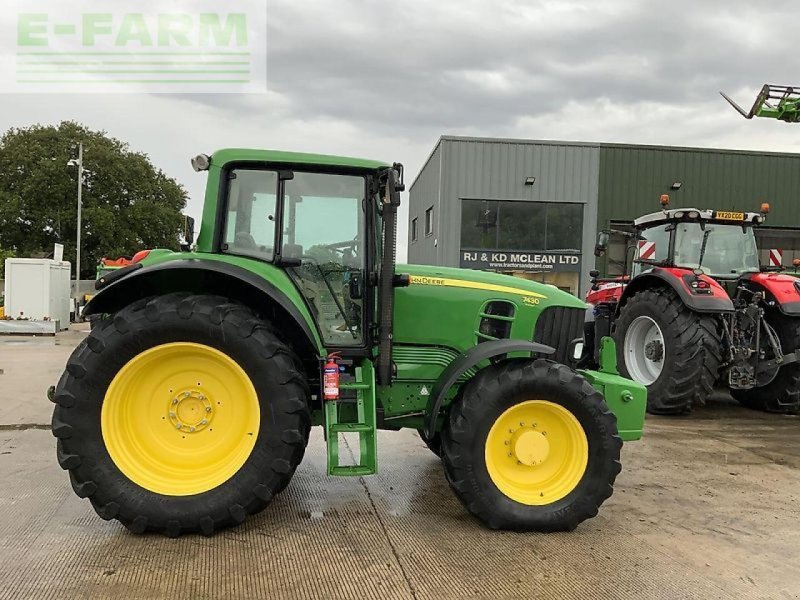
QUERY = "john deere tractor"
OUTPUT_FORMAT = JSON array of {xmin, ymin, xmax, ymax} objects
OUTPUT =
[
  {"xmin": 51, "ymin": 149, "xmax": 646, "ymax": 537},
  {"xmin": 588, "ymin": 196, "xmax": 800, "ymax": 415}
]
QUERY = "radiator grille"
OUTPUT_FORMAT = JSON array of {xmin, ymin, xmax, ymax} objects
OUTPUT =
[
  {"xmin": 533, "ymin": 306, "xmax": 585, "ymax": 365},
  {"xmin": 476, "ymin": 300, "xmax": 516, "ymax": 344}
]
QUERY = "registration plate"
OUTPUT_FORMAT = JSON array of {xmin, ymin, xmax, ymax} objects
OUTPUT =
[{"xmin": 714, "ymin": 211, "xmax": 745, "ymax": 221}]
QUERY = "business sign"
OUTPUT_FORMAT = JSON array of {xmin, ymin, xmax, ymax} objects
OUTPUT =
[
  {"xmin": 460, "ymin": 249, "xmax": 582, "ymax": 272},
  {"xmin": 5, "ymin": 0, "xmax": 266, "ymax": 93}
]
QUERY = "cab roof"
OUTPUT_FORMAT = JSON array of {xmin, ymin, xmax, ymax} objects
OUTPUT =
[
  {"xmin": 209, "ymin": 148, "xmax": 390, "ymax": 171},
  {"xmin": 634, "ymin": 208, "xmax": 764, "ymax": 228}
]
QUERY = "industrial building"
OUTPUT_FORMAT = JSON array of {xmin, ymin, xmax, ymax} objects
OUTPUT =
[{"xmin": 408, "ymin": 135, "xmax": 800, "ymax": 295}]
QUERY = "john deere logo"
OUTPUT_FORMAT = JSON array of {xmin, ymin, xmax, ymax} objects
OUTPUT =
[{"xmin": 6, "ymin": 1, "xmax": 266, "ymax": 93}]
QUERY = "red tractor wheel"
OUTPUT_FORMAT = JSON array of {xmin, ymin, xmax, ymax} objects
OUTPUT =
[
  {"xmin": 613, "ymin": 288, "xmax": 721, "ymax": 415},
  {"xmin": 730, "ymin": 310, "xmax": 800, "ymax": 414}
]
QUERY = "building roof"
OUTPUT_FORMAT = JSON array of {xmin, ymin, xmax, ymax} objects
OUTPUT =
[{"xmin": 410, "ymin": 134, "xmax": 800, "ymax": 190}]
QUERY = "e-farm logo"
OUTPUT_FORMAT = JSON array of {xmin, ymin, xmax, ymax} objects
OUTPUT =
[{"xmin": 6, "ymin": 1, "xmax": 266, "ymax": 93}]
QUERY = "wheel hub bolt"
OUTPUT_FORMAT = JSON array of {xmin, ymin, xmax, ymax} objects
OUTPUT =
[
  {"xmin": 645, "ymin": 339, "xmax": 664, "ymax": 362},
  {"xmin": 167, "ymin": 390, "xmax": 214, "ymax": 433}
]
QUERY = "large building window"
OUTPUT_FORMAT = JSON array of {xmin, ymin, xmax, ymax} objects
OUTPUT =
[
  {"xmin": 425, "ymin": 206, "xmax": 434, "ymax": 236},
  {"xmin": 411, "ymin": 217, "xmax": 418, "ymax": 242},
  {"xmin": 460, "ymin": 199, "xmax": 582, "ymax": 251}
]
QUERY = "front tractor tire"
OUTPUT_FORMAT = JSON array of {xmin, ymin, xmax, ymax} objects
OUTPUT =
[
  {"xmin": 613, "ymin": 289, "xmax": 721, "ymax": 415},
  {"xmin": 441, "ymin": 359, "xmax": 622, "ymax": 532},
  {"xmin": 51, "ymin": 293, "xmax": 311, "ymax": 537},
  {"xmin": 730, "ymin": 310, "xmax": 800, "ymax": 414}
]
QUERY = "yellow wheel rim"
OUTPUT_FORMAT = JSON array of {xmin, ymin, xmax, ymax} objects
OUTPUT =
[
  {"xmin": 485, "ymin": 400, "xmax": 588, "ymax": 505},
  {"xmin": 101, "ymin": 342, "xmax": 260, "ymax": 496}
]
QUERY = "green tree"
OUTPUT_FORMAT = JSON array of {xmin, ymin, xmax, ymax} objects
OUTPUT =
[
  {"xmin": 0, "ymin": 247, "xmax": 15, "ymax": 279},
  {"xmin": 0, "ymin": 121, "xmax": 187, "ymax": 278}
]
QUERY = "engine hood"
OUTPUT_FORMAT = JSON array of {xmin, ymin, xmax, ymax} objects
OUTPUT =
[{"xmin": 398, "ymin": 263, "xmax": 585, "ymax": 309}]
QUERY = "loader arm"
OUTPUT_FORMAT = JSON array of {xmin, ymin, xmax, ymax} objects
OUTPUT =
[{"xmin": 721, "ymin": 84, "xmax": 800, "ymax": 122}]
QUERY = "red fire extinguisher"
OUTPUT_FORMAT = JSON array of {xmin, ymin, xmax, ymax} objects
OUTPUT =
[{"xmin": 323, "ymin": 353, "xmax": 341, "ymax": 401}]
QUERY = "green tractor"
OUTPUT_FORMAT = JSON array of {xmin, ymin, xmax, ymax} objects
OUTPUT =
[{"xmin": 50, "ymin": 149, "xmax": 646, "ymax": 537}]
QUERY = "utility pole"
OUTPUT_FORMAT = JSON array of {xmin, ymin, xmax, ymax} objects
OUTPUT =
[
  {"xmin": 68, "ymin": 143, "xmax": 83, "ymax": 289},
  {"xmin": 76, "ymin": 142, "xmax": 83, "ymax": 284}
]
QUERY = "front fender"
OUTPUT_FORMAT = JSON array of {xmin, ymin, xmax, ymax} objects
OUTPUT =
[{"xmin": 423, "ymin": 339, "xmax": 555, "ymax": 438}]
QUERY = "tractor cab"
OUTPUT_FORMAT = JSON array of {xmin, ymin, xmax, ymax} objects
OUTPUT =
[{"xmin": 631, "ymin": 205, "xmax": 765, "ymax": 283}]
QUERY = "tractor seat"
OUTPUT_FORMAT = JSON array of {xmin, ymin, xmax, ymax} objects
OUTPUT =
[{"xmin": 233, "ymin": 232, "xmax": 258, "ymax": 249}]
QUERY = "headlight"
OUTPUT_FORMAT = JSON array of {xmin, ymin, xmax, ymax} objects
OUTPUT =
[{"xmin": 191, "ymin": 154, "xmax": 211, "ymax": 172}]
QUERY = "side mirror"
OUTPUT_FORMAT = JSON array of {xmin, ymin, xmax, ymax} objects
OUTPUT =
[
  {"xmin": 392, "ymin": 162, "xmax": 405, "ymax": 192},
  {"xmin": 181, "ymin": 215, "xmax": 195, "ymax": 251},
  {"xmin": 594, "ymin": 232, "xmax": 610, "ymax": 257},
  {"xmin": 382, "ymin": 165, "xmax": 403, "ymax": 207}
]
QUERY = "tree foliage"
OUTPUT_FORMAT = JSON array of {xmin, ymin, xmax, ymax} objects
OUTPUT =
[
  {"xmin": 0, "ymin": 121, "xmax": 187, "ymax": 278},
  {"xmin": 0, "ymin": 247, "xmax": 15, "ymax": 279}
]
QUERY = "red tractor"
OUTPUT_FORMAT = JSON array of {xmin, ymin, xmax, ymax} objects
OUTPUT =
[{"xmin": 585, "ymin": 196, "xmax": 800, "ymax": 415}]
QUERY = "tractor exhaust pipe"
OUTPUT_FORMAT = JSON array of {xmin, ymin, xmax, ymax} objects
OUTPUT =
[{"xmin": 376, "ymin": 164, "xmax": 404, "ymax": 386}]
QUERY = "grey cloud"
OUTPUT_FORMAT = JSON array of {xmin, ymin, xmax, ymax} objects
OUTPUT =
[{"xmin": 2, "ymin": 0, "xmax": 800, "ymax": 261}]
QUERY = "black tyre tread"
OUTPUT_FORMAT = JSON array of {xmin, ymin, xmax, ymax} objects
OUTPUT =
[
  {"xmin": 52, "ymin": 292, "xmax": 311, "ymax": 537},
  {"xmin": 416, "ymin": 429, "xmax": 442, "ymax": 457},
  {"xmin": 731, "ymin": 310, "xmax": 800, "ymax": 414},
  {"xmin": 441, "ymin": 359, "xmax": 622, "ymax": 532},
  {"xmin": 614, "ymin": 288, "xmax": 721, "ymax": 415}
]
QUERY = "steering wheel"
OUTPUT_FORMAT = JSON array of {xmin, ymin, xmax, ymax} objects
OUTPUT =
[{"xmin": 322, "ymin": 238, "xmax": 359, "ymax": 256}]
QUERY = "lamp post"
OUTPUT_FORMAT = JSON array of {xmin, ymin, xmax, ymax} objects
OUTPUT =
[{"xmin": 67, "ymin": 143, "xmax": 83, "ymax": 289}]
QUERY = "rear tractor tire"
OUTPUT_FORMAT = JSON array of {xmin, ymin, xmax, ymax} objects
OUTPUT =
[
  {"xmin": 730, "ymin": 310, "xmax": 800, "ymax": 414},
  {"xmin": 441, "ymin": 359, "xmax": 621, "ymax": 532},
  {"xmin": 51, "ymin": 293, "xmax": 311, "ymax": 537},
  {"xmin": 613, "ymin": 288, "xmax": 721, "ymax": 415}
]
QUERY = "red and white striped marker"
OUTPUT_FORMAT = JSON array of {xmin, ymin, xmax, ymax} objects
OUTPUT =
[
  {"xmin": 769, "ymin": 248, "xmax": 783, "ymax": 267},
  {"xmin": 638, "ymin": 241, "xmax": 656, "ymax": 260}
]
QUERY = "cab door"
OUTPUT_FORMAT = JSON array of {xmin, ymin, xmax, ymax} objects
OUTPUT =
[{"xmin": 280, "ymin": 171, "xmax": 368, "ymax": 347}]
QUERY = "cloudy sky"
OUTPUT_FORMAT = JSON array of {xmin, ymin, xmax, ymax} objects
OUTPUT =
[{"xmin": 2, "ymin": 0, "xmax": 800, "ymax": 260}]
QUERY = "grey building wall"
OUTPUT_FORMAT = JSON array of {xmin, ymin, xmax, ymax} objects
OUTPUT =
[
  {"xmin": 409, "ymin": 136, "xmax": 600, "ymax": 294},
  {"xmin": 408, "ymin": 140, "xmax": 443, "ymax": 265},
  {"xmin": 411, "ymin": 135, "xmax": 800, "ymax": 295}
]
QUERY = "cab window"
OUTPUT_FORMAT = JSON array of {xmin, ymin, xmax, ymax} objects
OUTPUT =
[
  {"xmin": 633, "ymin": 224, "xmax": 670, "ymax": 275},
  {"xmin": 222, "ymin": 169, "xmax": 277, "ymax": 260},
  {"xmin": 283, "ymin": 172, "xmax": 366, "ymax": 346}
]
